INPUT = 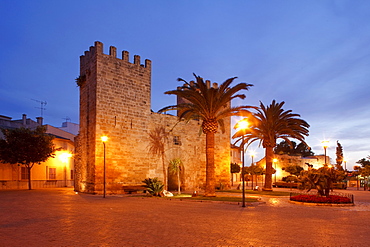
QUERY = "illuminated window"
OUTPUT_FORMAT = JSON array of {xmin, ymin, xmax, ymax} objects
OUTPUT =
[
  {"xmin": 49, "ymin": 168, "xmax": 56, "ymax": 180},
  {"xmin": 173, "ymin": 136, "xmax": 181, "ymax": 145},
  {"xmin": 21, "ymin": 167, "xmax": 29, "ymax": 180}
]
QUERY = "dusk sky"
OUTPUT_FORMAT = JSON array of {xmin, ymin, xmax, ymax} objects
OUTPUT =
[{"xmin": 1, "ymin": 0, "xmax": 369, "ymax": 169}]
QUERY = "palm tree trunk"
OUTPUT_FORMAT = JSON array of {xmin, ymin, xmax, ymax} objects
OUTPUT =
[
  {"xmin": 264, "ymin": 146, "xmax": 274, "ymax": 191},
  {"xmin": 177, "ymin": 170, "xmax": 181, "ymax": 194},
  {"xmin": 205, "ymin": 132, "xmax": 216, "ymax": 197},
  {"xmin": 161, "ymin": 152, "xmax": 167, "ymax": 190}
]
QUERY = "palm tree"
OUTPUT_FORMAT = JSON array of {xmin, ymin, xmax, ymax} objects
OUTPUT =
[
  {"xmin": 159, "ymin": 74, "xmax": 254, "ymax": 196},
  {"xmin": 169, "ymin": 158, "xmax": 182, "ymax": 194},
  {"xmin": 148, "ymin": 126, "xmax": 169, "ymax": 190},
  {"xmin": 233, "ymin": 100, "xmax": 309, "ymax": 191}
]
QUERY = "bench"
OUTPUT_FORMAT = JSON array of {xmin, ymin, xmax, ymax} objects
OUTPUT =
[{"xmin": 122, "ymin": 185, "xmax": 147, "ymax": 194}]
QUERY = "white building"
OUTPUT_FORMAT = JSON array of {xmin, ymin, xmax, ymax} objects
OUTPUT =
[{"xmin": 0, "ymin": 114, "xmax": 78, "ymax": 189}]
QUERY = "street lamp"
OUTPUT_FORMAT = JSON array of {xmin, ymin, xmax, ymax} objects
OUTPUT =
[
  {"xmin": 273, "ymin": 158, "xmax": 278, "ymax": 184},
  {"xmin": 250, "ymin": 151, "xmax": 256, "ymax": 188},
  {"xmin": 250, "ymin": 151, "xmax": 255, "ymax": 166},
  {"xmin": 101, "ymin": 136, "xmax": 108, "ymax": 198},
  {"xmin": 235, "ymin": 119, "xmax": 248, "ymax": 208},
  {"xmin": 321, "ymin": 140, "xmax": 329, "ymax": 165}
]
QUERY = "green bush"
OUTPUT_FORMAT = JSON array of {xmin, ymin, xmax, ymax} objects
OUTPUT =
[{"xmin": 142, "ymin": 177, "xmax": 164, "ymax": 196}]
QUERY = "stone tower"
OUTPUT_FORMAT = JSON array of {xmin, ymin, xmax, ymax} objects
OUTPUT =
[{"xmin": 75, "ymin": 41, "xmax": 231, "ymax": 194}]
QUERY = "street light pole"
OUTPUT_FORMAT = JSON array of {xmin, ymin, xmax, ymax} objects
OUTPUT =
[
  {"xmin": 250, "ymin": 152, "xmax": 255, "ymax": 187},
  {"xmin": 235, "ymin": 119, "xmax": 248, "ymax": 208},
  {"xmin": 103, "ymin": 141, "xmax": 106, "ymax": 198},
  {"xmin": 322, "ymin": 141, "xmax": 329, "ymax": 165},
  {"xmin": 101, "ymin": 136, "xmax": 108, "ymax": 198},
  {"xmin": 241, "ymin": 135, "xmax": 245, "ymax": 207}
]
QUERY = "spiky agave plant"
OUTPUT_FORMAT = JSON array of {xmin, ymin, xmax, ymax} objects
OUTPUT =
[{"xmin": 142, "ymin": 178, "xmax": 164, "ymax": 196}]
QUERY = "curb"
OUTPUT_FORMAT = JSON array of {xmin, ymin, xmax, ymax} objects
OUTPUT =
[{"xmin": 289, "ymin": 200, "xmax": 355, "ymax": 207}]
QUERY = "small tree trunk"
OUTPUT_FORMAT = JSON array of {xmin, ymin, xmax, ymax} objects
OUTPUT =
[
  {"xmin": 177, "ymin": 170, "xmax": 181, "ymax": 194},
  {"xmin": 205, "ymin": 132, "xmax": 216, "ymax": 197},
  {"xmin": 161, "ymin": 152, "xmax": 167, "ymax": 190},
  {"xmin": 27, "ymin": 165, "xmax": 32, "ymax": 190}
]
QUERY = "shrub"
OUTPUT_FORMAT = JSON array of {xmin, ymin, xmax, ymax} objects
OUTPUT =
[{"xmin": 142, "ymin": 178, "xmax": 164, "ymax": 196}]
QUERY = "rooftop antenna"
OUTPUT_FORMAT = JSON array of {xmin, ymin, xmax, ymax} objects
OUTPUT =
[
  {"xmin": 31, "ymin": 99, "xmax": 47, "ymax": 117},
  {"xmin": 63, "ymin": 116, "xmax": 71, "ymax": 122}
]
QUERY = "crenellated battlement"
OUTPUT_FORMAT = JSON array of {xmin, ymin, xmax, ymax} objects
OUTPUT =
[
  {"xmin": 185, "ymin": 80, "xmax": 219, "ymax": 89},
  {"xmin": 81, "ymin": 41, "xmax": 151, "ymax": 69}
]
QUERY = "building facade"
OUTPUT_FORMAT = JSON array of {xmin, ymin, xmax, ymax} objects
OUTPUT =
[
  {"xmin": 74, "ymin": 41, "xmax": 231, "ymax": 194},
  {"xmin": 0, "ymin": 115, "xmax": 75, "ymax": 189}
]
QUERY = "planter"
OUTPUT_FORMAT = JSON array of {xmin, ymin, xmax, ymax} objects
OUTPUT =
[{"xmin": 289, "ymin": 192, "xmax": 354, "ymax": 206}]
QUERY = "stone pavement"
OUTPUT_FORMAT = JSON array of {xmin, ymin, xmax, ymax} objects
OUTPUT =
[{"xmin": 1, "ymin": 188, "xmax": 369, "ymax": 247}]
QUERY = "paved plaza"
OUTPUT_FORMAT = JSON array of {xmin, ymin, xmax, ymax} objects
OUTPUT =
[{"xmin": 1, "ymin": 188, "xmax": 369, "ymax": 247}]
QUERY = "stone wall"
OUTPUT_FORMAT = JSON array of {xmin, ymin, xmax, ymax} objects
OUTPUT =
[{"xmin": 75, "ymin": 41, "xmax": 230, "ymax": 194}]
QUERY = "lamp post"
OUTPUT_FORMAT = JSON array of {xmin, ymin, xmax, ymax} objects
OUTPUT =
[
  {"xmin": 235, "ymin": 119, "xmax": 248, "ymax": 208},
  {"xmin": 344, "ymin": 159, "xmax": 347, "ymax": 171},
  {"xmin": 250, "ymin": 151, "xmax": 255, "ymax": 188},
  {"xmin": 101, "ymin": 136, "xmax": 108, "ymax": 198},
  {"xmin": 321, "ymin": 141, "xmax": 329, "ymax": 165},
  {"xmin": 250, "ymin": 151, "xmax": 255, "ymax": 166},
  {"xmin": 273, "ymin": 158, "xmax": 278, "ymax": 184}
]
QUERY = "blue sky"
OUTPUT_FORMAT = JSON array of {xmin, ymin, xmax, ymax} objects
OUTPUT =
[{"xmin": 1, "ymin": 0, "xmax": 369, "ymax": 169}]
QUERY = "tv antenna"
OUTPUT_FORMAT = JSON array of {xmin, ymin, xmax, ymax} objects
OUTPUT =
[
  {"xmin": 31, "ymin": 99, "xmax": 47, "ymax": 117},
  {"xmin": 63, "ymin": 116, "xmax": 71, "ymax": 122}
]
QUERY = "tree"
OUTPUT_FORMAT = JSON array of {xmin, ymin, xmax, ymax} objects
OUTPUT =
[
  {"xmin": 230, "ymin": 162, "xmax": 241, "ymax": 186},
  {"xmin": 159, "ymin": 74, "xmax": 254, "ymax": 196},
  {"xmin": 356, "ymin": 156, "xmax": 370, "ymax": 167},
  {"xmin": 243, "ymin": 164, "xmax": 265, "ymax": 189},
  {"xmin": 233, "ymin": 100, "xmax": 310, "ymax": 191},
  {"xmin": 299, "ymin": 165, "xmax": 346, "ymax": 196},
  {"xmin": 169, "ymin": 158, "xmax": 182, "ymax": 194},
  {"xmin": 0, "ymin": 126, "xmax": 56, "ymax": 190},
  {"xmin": 251, "ymin": 164, "xmax": 265, "ymax": 189},
  {"xmin": 283, "ymin": 164, "xmax": 304, "ymax": 177},
  {"xmin": 274, "ymin": 140, "xmax": 297, "ymax": 155},
  {"xmin": 356, "ymin": 156, "xmax": 370, "ymax": 190},
  {"xmin": 148, "ymin": 126, "xmax": 169, "ymax": 190},
  {"xmin": 336, "ymin": 140, "xmax": 344, "ymax": 169},
  {"xmin": 295, "ymin": 142, "xmax": 314, "ymax": 157},
  {"xmin": 274, "ymin": 140, "xmax": 313, "ymax": 156}
]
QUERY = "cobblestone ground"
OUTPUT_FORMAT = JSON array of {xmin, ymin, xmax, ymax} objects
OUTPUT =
[{"xmin": 1, "ymin": 188, "xmax": 369, "ymax": 247}]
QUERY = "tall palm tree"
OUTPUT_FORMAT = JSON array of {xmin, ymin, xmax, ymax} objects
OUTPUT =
[
  {"xmin": 159, "ymin": 74, "xmax": 254, "ymax": 196},
  {"xmin": 148, "ymin": 126, "xmax": 169, "ymax": 190},
  {"xmin": 233, "ymin": 100, "xmax": 309, "ymax": 190}
]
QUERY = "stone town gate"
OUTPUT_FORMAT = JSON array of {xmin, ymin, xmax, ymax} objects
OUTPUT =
[{"xmin": 74, "ymin": 41, "xmax": 231, "ymax": 194}]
